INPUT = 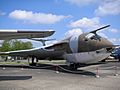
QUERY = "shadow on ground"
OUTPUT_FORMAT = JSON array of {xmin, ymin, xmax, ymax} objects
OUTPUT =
[
  {"xmin": 0, "ymin": 63, "xmax": 99, "ymax": 77},
  {"xmin": 33, "ymin": 63, "xmax": 97, "ymax": 76},
  {"xmin": 0, "ymin": 76, "xmax": 32, "ymax": 81}
]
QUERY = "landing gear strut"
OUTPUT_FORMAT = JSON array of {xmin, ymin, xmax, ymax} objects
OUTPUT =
[
  {"xmin": 29, "ymin": 57, "xmax": 38, "ymax": 66},
  {"xmin": 101, "ymin": 59, "xmax": 106, "ymax": 62},
  {"xmin": 69, "ymin": 63, "xmax": 79, "ymax": 71}
]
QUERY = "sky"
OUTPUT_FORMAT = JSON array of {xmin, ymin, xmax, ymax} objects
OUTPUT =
[{"xmin": 0, "ymin": 0, "xmax": 120, "ymax": 47}]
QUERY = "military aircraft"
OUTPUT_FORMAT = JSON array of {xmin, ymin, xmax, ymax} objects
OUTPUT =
[
  {"xmin": 0, "ymin": 25, "xmax": 114, "ymax": 70},
  {"xmin": 0, "ymin": 29, "xmax": 55, "ymax": 40}
]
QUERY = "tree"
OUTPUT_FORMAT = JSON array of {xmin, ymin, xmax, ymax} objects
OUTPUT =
[
  {"xmin": 0, "ymin": 39, "xmax": 33, "ymax": 52},
  {"xmin": 0, "ymin": 40, "xmax": 11, "ymax": 52}
]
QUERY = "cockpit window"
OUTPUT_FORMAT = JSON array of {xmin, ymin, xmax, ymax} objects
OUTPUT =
[
  {"xmin": 86, "ymin": 33, "xmax": 95, "ymax": 39},
  {"xmin": 85, "ymin": 33, "xmax": 101, "ymax": 41}
]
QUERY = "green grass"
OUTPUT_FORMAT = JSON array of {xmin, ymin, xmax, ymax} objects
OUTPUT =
[
  {"xmin": 38, "ymin": 60, "xmax": 66, "ymax": 64},
  {"xmin": 0, "ymin": 61, "xmax": 28, "ymax": 65},
  {"xmin": 0, "ymin": 60, "xmax": 66, "ymax": 65}
]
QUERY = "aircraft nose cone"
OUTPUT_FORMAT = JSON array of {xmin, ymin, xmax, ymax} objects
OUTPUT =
[{"xmin": 102, "ymin": 38, "xmax": 113, "ymax": 47}]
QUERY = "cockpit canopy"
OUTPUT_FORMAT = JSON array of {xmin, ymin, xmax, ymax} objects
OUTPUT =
[{"xmin": 85, "ymin": 33, "xmax": 101, "ymax": 41}]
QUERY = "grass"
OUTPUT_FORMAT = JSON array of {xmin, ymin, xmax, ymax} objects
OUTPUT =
[
  {"xmin": 0, "ymin": 61, "xmax": 28, "ymax": 65},
  {"xmin": 0, "ymin": 60, "xmax": 66, "ymax": 65},
  {"xmin": 38, "ymin": 60, "xmax": 66, "ymax": 64}
]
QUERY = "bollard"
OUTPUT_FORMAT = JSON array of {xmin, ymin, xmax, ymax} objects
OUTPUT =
[
  {"xmin": 55, "ymin": 65, "xmax": 59, "ymax": 74},
  {"xmin": 2, "ymin": 67, "xmax": 6, "ymax": 70},
  {"xmin": 21, "ymin": 65, "xmax": 24, "ymax": 70},
  {"xmin": 96, "ymin": 67, "xmax": 100, "ymax": 78},
  {"xmin": 114, "ymin": 66, "xmax": 118, "ymax": 76},
  {"xmin": 21, "ymin": 67, "xmax": 24, "ymax": 70}
]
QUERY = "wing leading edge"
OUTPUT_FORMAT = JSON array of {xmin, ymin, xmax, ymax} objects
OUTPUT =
[{"xmin": 0, "ymin": 29, "xmax": 55, "ymax": 40}]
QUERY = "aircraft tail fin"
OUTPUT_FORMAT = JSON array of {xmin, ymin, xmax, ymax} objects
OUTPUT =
[{"xmin": 90, "ymin": 25, "xmax": 110, "ymax": 34}]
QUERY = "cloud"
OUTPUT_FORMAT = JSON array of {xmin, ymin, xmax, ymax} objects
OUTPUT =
[
  {"xmin": 46, "ymin": 40, "xmax": 58, "ymax": 45},
  {"xmin": 0, "ymin": 11, "xmax": 6, "ymax": 16},
  {"xmin": 69, "ymin": 17, "xmax": 119, "ymax": 34},
  {"xmin": 109, "ymin": 38, "xmax": 120, "ymax": 44},
  {"xmin": 9, "ymin": 10, "xmax": 68, "ymax": 24},
  {"xmin": 98, "ymin": 32, "xmax": 108, "ymax": 39},
  {"xmin": 65, "ymin": 0, "xmax": 99, "ymax": 6},
  {"xmin": 64, "ymin": 28, "xmax": 83, "ymax": 38},
  {"xmin": 110, "ymin": 38, "xmax": 117, "ymax": 42},
  {"xmin": 0, "ymin": 40, "xmax": 3, "ymax": 44},
  {"xmin": 109, "ymin": 28, "xmax": 118, "ymax": 33},
  {"xmin": 95, "ymin": 0, "xmax": 120, "ymax": 16},
  {"xmin": 65, "ymin": 0, "xmax": 120, "ymax": 16},
  {"xmin": 69, "ymin": 17, "xmax": 101, "ymax": 30},
  {"xmin": 0, "ymin": 40, "xmax": 4, "ymax": 47}
]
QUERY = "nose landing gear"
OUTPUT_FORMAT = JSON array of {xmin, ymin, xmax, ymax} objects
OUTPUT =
[
  {"xmin": 29, "ymin": 57, "xmax": 38, "ymax": 66},
  {"xmin": 69, "ymin": 63, "xmax": 79, "ymax": 71}
]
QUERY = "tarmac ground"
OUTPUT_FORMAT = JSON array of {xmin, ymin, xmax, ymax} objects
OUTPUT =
[{"xmin": 0, "ymin": 59, "xmax": 120, "ymax": 90}]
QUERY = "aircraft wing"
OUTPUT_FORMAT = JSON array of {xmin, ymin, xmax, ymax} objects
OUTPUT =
[
  {"xmin": 0, "ymin": 29, "xmax": 55, "ymax": 40},
  {"xmin": 0, "ymin": 47, "xmax": 45, "ymax": 57},
  {"xmin": 0, "ymin": 41, "xmax": 68, "ymax": 59}
]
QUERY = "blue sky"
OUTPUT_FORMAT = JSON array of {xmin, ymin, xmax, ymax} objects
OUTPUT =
[{"xmin": 0, "ymin": 0, "xmax": 120, "ymax": 47}]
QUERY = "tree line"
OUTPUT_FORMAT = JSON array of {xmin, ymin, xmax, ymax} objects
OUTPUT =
[{"xmin": 0, "ymin": 39, "xmax": 33, "ymax": 52}]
